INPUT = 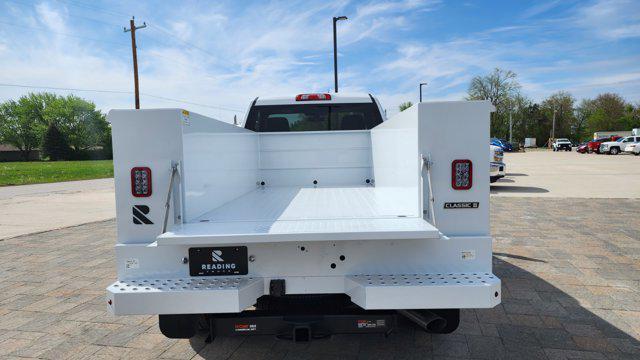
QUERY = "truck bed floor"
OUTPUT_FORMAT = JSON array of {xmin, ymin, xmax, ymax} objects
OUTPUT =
[{"xmin": 157, "ymin": 186, "xmax": 439, "ymax": 245}]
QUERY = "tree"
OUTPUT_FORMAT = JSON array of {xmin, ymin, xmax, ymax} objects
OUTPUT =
[
  {"xmin": 541, "ymin": 91, "xmax": 576, "ymax": 141},
  {"xmin": 619, "ymin": 104, "xmax": 640, "ymax": 130},
  {"xmin": 586, "ymin": 93, "xmax": 627, "ymax": 134},
  {"xmin": 0, "ymin": 93, "xmax": 51, "ymax": 160},
  {"xmin": 41, "ymin": 122, "xmax": 71, "ymax": 161},
  {"xmin": 467, "ymin": 68, "xmax": 521, "ymax": 138},
  {"xmin": 0, "ymin": 92, "xmax": 110, "ymax": 161},
  {"xmin": 505, "ymin": 94, "xmax": 533, "ymax": 144},
  {"xmin": 398, "ymin": 102, "xmax": 413, "ymax": 112},
  {"xmin": 46, "ymin": 95, "xmax": 108, "ymax": 158},
  {"xmin": 574, "ymin": 99, "xmax": 597, "ymax": 141},
  {"xmin": 467, "ymin": 68, "xmax": 520, "ymax": 109}
]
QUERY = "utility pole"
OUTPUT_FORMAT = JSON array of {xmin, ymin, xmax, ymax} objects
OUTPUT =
[
  {"xmin": 124, "ymin": 16, "xmax": 146, "ymax": 109},
  {"xmin": 551, "ymin": 108, "xmax": 557, "ymax": 140},
  {"xmin": 509, "ymin": 112, "xmax": 513, "ymax": 143},
  {"xmin": 419, "ymin": 82, "xmax": 427, "ymax": 102},
  {"xmin": 333, "ymin": 16, "xmax": 348, "ymax": 93}
]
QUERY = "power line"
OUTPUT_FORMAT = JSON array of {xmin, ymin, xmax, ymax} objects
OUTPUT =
[
  {"xmin": 0, "ymin": 83, "xmax": 245, "ymax": 113},
  {"xmin": 4, "ymin": 0, "xmax": 123, "ymax": 28},
  {"xmin": 147, "ymin": 23, "xmax": 220, "ymax": 59},
  {"xmin": 141, "ymin": 93, "xmax": 244, "ymax": 112},
  {"xmin": 0, "ymin": 20, "xmax": 127, "ymax": 47},
  {"xmin": 54, "ymin": 0, "xmax": 130, "ymax": 19}
]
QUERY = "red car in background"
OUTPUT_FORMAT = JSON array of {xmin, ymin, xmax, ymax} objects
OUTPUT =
[
  {"xmin": 576, "ymin": 143, "xmax": 588, "ymax": 153},
  {"xmin": 587, "ymin": 136, "xmax": 621, "ymax": 153}
]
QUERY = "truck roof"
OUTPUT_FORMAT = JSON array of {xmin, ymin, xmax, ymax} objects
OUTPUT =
[{"xmin": 254, "ymin": 93, "xmax": 374, "ymax": 106}]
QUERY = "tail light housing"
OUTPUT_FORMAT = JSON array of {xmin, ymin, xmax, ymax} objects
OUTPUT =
[
  {"xmin": 295, "ymin": 93, "xmax": 331, "ymax": 101},
  {"xmin": 452, "ymin": 160, "xmax": 472, "ymax": 190},
  {"xmin": 131, "ymin": 167, "xmax": 152, "ymax": 197}
]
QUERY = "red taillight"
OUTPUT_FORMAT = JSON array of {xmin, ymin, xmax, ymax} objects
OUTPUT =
[
  {"xmin": 131, "ymin": 167, "xmax": 152, "ymax": 197},
  {"xmin": 295, "ymin": 93, "xmax": 331, "ymax": 101},
  {"xmin": 451, "ymin": 160, "xmax": 472, "ymax": 190}
]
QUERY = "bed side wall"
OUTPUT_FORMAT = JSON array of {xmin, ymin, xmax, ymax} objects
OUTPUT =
[
  {"xmin": 370, "ymin": 106, "xmax": 421, "ymax": 218},
  {"xmin": 182, "ymin": 112, "xmax": 259, "ymax": 222}
]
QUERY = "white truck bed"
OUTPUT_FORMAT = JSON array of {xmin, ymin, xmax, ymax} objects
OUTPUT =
[{"xmin": 158, "ymin": 186, "xmax": 439, "ymax": 245}]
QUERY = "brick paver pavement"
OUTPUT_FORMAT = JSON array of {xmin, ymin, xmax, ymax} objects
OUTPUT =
[{"xmin": 0, "ymin": 198, "xmax": 638, "ymax": 359}]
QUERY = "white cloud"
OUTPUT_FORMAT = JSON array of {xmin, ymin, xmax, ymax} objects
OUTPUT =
[
  {"xmin": 35, "ymin": 2, "xmax": 67, "ymax": 32},
  {"xmin": 1, "ymin": 0, "xmax": 639, "ymax": 124},
  {"xmin": 521, "ymin": 0, "xmax": 562, "ymax": 19},
  {"xmin": 574, "ymin": 0, "xmax": 640, "ymax": 40}
]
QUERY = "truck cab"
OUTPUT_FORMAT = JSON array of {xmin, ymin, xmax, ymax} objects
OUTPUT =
[
  {"xmin": 106, "ymin": 93, "xmax": 501, "ymax": 342},
  {"xmin": 243, "ymin": 93, "xmax": 385, "ymax": 132}
]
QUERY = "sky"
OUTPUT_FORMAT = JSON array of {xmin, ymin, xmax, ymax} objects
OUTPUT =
[{"xmin": 0, "ymin": 0, "xmax": 639, "ymax": 122}]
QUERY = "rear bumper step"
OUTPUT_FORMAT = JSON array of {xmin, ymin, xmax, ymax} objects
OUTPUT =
[{"xmin": 107, "ymin": 273, "xmax": 501, "ymax": 315}]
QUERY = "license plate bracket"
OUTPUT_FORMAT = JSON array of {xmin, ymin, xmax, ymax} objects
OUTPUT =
[{"xmin": 189, "ymin": 247, "xmax": 248, "ymax": 276}]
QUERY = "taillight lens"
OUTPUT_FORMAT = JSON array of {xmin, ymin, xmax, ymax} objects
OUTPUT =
[
  {"xmin": 452, "ymin": 160, "xmax": 472, "ymax": 190},
  {"xmin": 131, "ymin": 167, "xmax": 152, "ymax": 197},
  {"xmin": 295, "ymin": 93, "xmax": 331, "ymax": 101}
]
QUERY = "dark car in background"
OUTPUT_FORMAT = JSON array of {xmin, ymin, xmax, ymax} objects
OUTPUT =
[{"xmin": 491, "ymin": 138, "xmax": 514, "ymax": 152}]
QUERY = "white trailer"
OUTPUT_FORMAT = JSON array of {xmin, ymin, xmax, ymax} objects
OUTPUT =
[{"xmin": 106, "ymin": 93, "xmax": 500, "ymax": 341}]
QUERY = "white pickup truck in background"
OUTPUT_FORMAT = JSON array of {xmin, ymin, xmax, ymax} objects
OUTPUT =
[
  {"xmin": 600, "ymin": 136, "xmax": 640, "ymax": 155},
  {"xmin": 552, "ymin": 138, "xmax": 572, "ymax": 151},
  {"xmin": 106, "ymin": 93, "xmax": 501, "ymax": 342}
]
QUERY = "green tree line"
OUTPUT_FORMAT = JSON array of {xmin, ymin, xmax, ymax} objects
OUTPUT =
[
  {"xmin": 466, "ymin": 68, "xmax": 640, "ymax": 144},
  {"xmin": 0, "ymin": 92, "xmax": 111, "ymax": 161}
]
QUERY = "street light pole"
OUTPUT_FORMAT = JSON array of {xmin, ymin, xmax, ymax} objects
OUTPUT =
[
  {"xmin": 333, "ymin": 16, "xmax": 348, "ymax": 93},
  {"xmin": 419, "ymin": 82, "xmax": 428, "ymax": 102}
]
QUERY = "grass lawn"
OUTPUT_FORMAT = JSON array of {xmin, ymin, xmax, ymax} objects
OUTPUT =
[{"xmin": 0, "ymin": 160, "xmax": 114, "ymax": 186}]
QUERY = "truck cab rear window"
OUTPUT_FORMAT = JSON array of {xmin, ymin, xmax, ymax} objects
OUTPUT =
[{"xmin": 244, "ymin": 103, "xmax": 383, "ymax": 132}]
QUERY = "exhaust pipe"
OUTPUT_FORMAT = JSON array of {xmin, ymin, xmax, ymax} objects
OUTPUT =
[{"xmin": 398, "ymin": 309, "xmax": 447, "ymax": 333}]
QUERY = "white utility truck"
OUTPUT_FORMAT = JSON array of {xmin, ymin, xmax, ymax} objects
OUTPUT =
[{"xmin": 107, "ymin": 93, "xmax": 501, "ymax": 342}]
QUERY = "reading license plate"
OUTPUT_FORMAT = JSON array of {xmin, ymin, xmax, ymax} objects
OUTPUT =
[{"xmin": 188, "ymin": 247, "xmax": 248, "ymax": 276}]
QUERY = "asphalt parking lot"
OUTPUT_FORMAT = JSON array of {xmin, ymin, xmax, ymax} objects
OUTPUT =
[
  {"xmin": 492, "ymin": 150, "xmax": 640, "ymax": 198},
  {"xmin": 0, "ymin": 179, "xmax": 114, "ymax": 240},
  {"xmin": 0, "ymin": 150, "xmax": 638, "ymax": 359}
]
